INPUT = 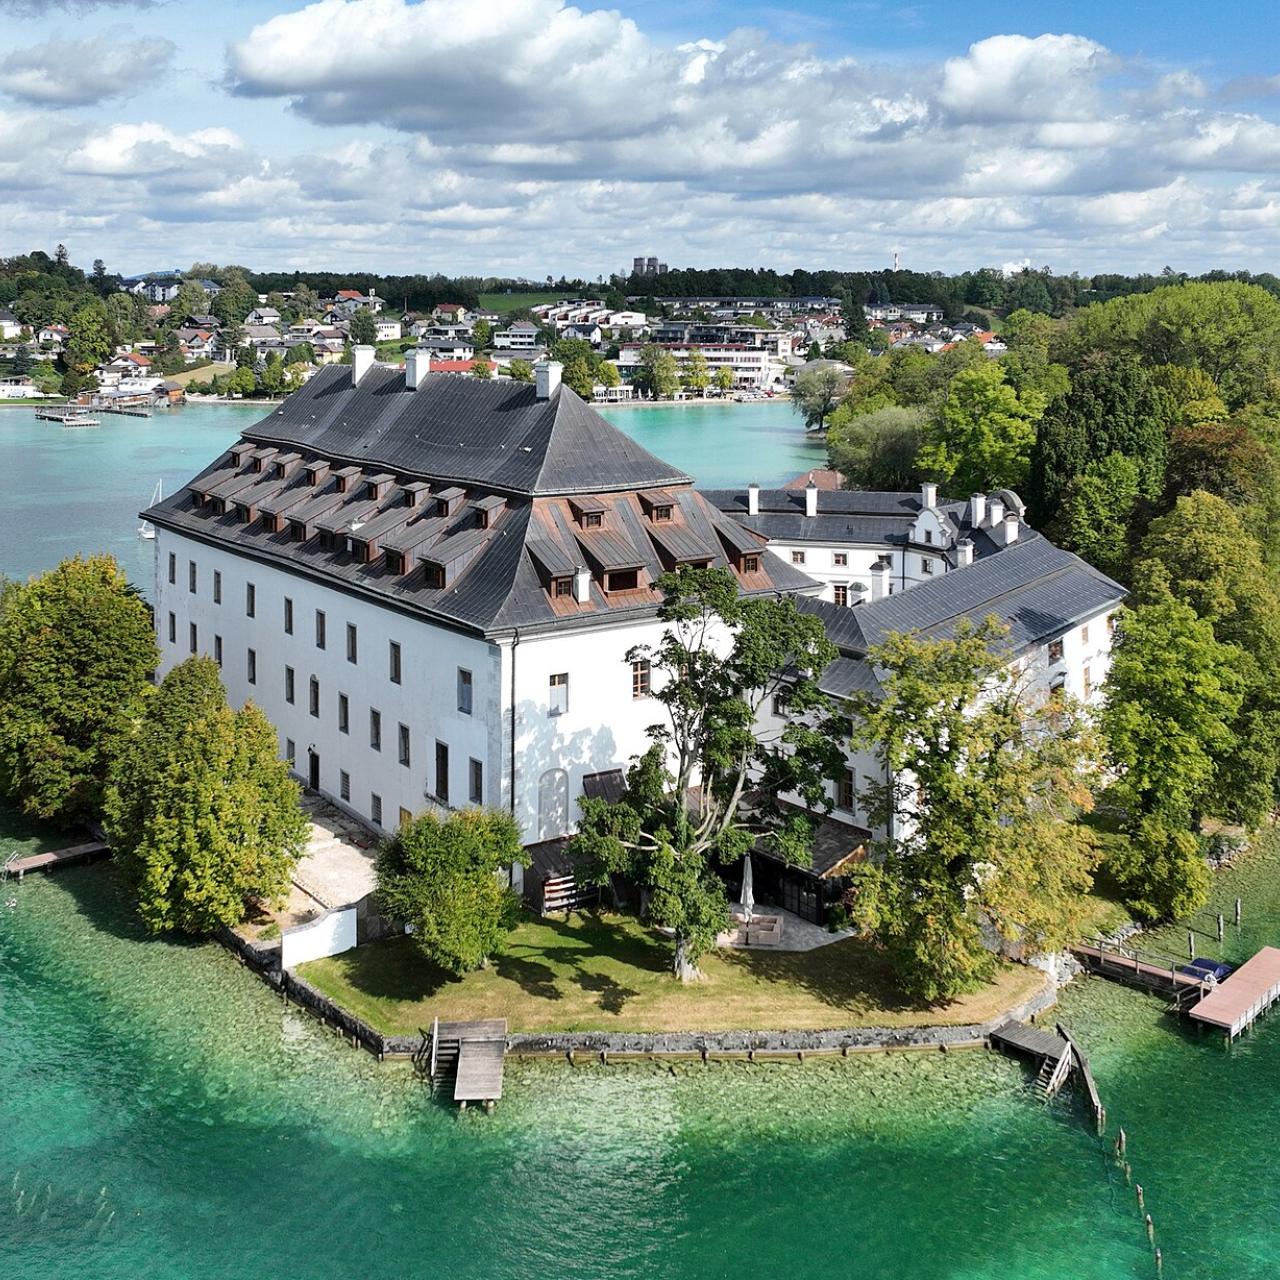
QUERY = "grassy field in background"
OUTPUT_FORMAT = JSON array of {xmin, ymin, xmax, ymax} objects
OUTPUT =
[{"xmin": 478, "ymin": 292, "xmax": 560, "ymax": 313}]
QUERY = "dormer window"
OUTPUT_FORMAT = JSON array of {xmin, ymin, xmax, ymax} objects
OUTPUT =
[
  {"xmin": 319, "ymin": 530, "xmax": 335, "ymax": 552},
  {"xmin": 570, "ymin": 495, "xmax": 607, "ymax": 529},
  {"xmin": 476, "ymin": 510, "xmax": 489, "ymax": 529},
  {"xmin": 290, "ymin": 520, "xmax": 306, "ymax": 541},
  {"xmin": 605, "ymin": 569, "xmax": 639, "ymax": 592},
  {"xmin": 742, "ymin": 554, "xmax": 760, "ymax": 573},
  {"xmin": 583, "ymin": 511, "xmax": 602, "ymax": 529},
  {"xmin": 385, "ymin": 550, "xmax": 406, "ymax": 575},
  {"xmin": 923, "ymin": 530, "xmax": 934, "ymax": 545},
  {"xmin": 423, "ymin": 562, "xmax": 445, "ymax": 590},
  {"xmin": 652, "ymin": 505, "xmax": 673, "ymax": 523},
  {"xmin": 553, "ymin": 577, "xmax": 572, "ymax": 598}
]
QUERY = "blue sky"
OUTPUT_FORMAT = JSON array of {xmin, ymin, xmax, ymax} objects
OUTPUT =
[{"xmin": 1, "ymin": 0, "xmax": 1278, "ymax": 277}]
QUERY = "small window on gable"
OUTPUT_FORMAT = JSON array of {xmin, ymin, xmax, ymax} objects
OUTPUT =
[{"xmin": 923, "ymin": 530, "xmax": 934, "ymax": 545}]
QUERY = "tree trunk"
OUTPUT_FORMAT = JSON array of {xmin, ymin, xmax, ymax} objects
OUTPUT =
[{"xmin": 673, "ymin": 936, "xmax": 702, "ymax": 983}]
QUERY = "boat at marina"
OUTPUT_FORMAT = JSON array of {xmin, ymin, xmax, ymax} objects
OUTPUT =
[{"xmin": 138, "ymin": 479, "xmax": 162, "ymax": 539}]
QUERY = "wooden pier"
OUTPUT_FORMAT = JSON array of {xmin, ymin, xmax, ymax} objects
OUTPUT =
[
  {"xmin": 989, "ymin": 1021, "xmax": 1105, "ymax": 1127},
  {"xmin": 34, "ymin": 407, "xmax": 101, "ymax": 427},
  {"xmin": 1189, "ymin": 946, "xmax": 1280, "ymax": 1041},
  {"xmin": 420, "ymin": 1018, "xmax": 507, "ymax": 1111},
  {"xmin": 1070, "ymin": 942, "xmax": 1208, "ymax": 999},
  {"xmin": 2, "ymin": 840, "xmax": 110, "ymax": 881}
]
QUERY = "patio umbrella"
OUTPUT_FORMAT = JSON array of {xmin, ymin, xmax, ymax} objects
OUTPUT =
[{"xmin": 740, "ymin": 853, "xmax": 754, "ymax": 921}]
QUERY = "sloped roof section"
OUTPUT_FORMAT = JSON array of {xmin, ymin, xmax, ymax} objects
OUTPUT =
[{"xmin": 241, "ymin": 364, "xmax": 689, "ymax": 497}]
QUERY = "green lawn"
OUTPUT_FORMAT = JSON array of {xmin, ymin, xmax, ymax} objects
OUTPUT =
[
  {"xmin": 298, "ymin": 911, "xmax": 1046, "ymax": 1035},
  {"xmin": 478, "ymin": 292, "xmax": 560, "ymax": 314}
]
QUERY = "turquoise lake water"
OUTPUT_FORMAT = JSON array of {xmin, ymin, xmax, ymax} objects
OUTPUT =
[{"xmin": 0, "ymin": 399, "xmax": 824, "ymax": 591}]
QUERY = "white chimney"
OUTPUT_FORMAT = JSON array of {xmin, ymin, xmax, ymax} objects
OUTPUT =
[
  {"xmin": 573, "ymin": 565, "xmax": 591, "ymax": 603},
  {"xmin": 969, "ymin": 493, "xmax": 986, "ymax": 528},
  {"xmin": 1000, "ymin": 513, "xmax": 1020, "ymax": 545},
  {"xmin": 351, "ymin": 344, "xmax": 375, "ymax": 384},
  {"xmin": 805, "ymin": 477, "xmax": 819, "ymax": 519},
  {"xmin": 536, "ymin": 360, "xmax": 563, "ymax": 400},
  {"xmin": 404, "ymin": 347, "xmax": 428, "ymax": 390},
  {"xmin": 957, "ymin": 538, "xmax": 974, "ymax": 567},
  {"xmin": 870, "ymin": 557, "xmax": 890, "ymax": 601},
  {"xmin": 920, "ymin": 481, "xmax": 937, "ymax": 510},
  {"xmin": 747, "ymin": 483, "xmax": 760, "ymax": 516},
  {"xmin": 987, "ymin": 496, "xmax": 1005, "ymax": 527}
]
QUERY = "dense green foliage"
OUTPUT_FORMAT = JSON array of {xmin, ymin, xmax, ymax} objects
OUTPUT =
[
  {"xmin": 104, "ymin": 657, "xmax": 308, "ymax": 935},
  {"xmin": 0, "ymin": 557, "xmax": 156, "ymax": 825},
  {"xmin": 375, "ymin": 809, "xmax": 527, "ymax": 975},
  {"xmin": 827, "ymin": 406, "xmax": 927, "ymax": 490},
  {"xmin": 571, "ymin": 567, "xmax": 844, "ymax": 979},
  {"xmin": 848, "ymin": 620, "xmax": 1100, "ymax": 1002},
  {"xmin": 790, "ymin": 364, "xmax": 846, "ymax": 430}
]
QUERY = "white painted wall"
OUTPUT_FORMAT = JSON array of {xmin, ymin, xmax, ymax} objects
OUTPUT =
[
  {"xmin": 281, "ymin": 905, "xmax": 357, "ymax": 967},
  {"xmin": 155, "ymin": 529, "xmax": 500, "ymax": 834},
  {"xmin": 764, "ymin": 540, "xmax": 949, "ymax": 603}
]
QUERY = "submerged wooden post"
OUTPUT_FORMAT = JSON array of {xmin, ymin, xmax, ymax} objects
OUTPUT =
[
  {"xmin": 1136, "ymin": 1183, "xmax": 1144, "ymax": 1209},
  {"xmin": 1145, "ymin": 1213, "xmax": 1154, "ymax": 1243},
  {"xmin": 1116, "ymin": 1127, "xmax": 1127, "ymax": 1158}
]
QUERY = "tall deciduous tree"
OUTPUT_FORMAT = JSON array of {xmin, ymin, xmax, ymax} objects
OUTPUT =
[
  {"xmin": 1047, "ymin": 452, "xmax": 1140, "ymax": 581},
  {"xmin": 66, "ymin": 298, "xmax": 112, "ymax": 374},
  {"xmin": 639, "ymin": 344, "xmax": 680, "ymax": 399},
  {"xmin": 681, "ymin": 349, "xmax": 711, "ymax": 396},
  {"xmin": 376, "ymin": 809, "xmax": 527, "ymax": 975},
  {"xmin": 0, "ymin": 556, "xmax": 156, "ymax": 824},
  {"xmin": 106, "ymin": 662, "xmax": 309, "ymax": 935},
  {"xmin": 348, "ymin": 308, "xmax": 377, "ymax": 346},
  {"xmin": 847, "ymin": 619, "xmax": 1100, "ymax": 1001},
  {"xmin": 571, "ymin": 567, "xmax": 844, "ymax": 980},
  {"xmin": 826, "ymin": 405, "xmax": 927, "ymax": 491},
  {"xmin": 1028, "ymin": 353, "xmax": 1172, "ymax": 524},
  {"xmin": 562, "ymin": 355, "xmax": 594, "ymax": 398},
  {"xmin": 917, "ymin": 361, "xmax": 1045, "ymax": 494},
  {"xmin": 471, "ymin": 318, "xmax": 492, "ymax": 349},
  {"xmin": 790, "ymin": 363, "xmax": 847, "ymax": 431}
]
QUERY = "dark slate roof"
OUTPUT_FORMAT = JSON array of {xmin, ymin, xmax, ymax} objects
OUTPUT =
[
  {"xmin": 144, "ymin": 373, "xmax": 820, "ymax": 639},
  {"xmin": 240, "ymin": 364, "xmax": 691, "ymax": 497},
  {"xmin": 797, "ymin": 537, "xmax": 1125, "ymax": 658}
]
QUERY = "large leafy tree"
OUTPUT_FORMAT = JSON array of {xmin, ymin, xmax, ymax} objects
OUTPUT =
[
  {"xmin": 1028, "ymin": 353, "xmax": 1172, "ymax": 524},
  {"xmin": 1101, "ymin": 596, "xmax": 1243, "ymax": 917},
  {"xmin": 571, "ymin": 567, "xmax": 844, "ymax": 980},
  {"xmin": 1047, "ymin": 452, "xmax": 1140, "ymax": 581},
  {"xmin": 917, "ymin": 361, "xmax": 1045, "ymax": 494},
  {"xmin": 106, "ymin": 657, "xmax": 308, "ymax": 934},
  {"xmin": 790, "ymin": 364, "xmax": 846, "ymax": 430},
  {"xmin": 562, "ymin": 355, "xmax": 595, "ymax": 399},
  {"xmin": 638, "ymin": 343, "xmax": 680, "ymax": 398},
  {"xmin": 681, "ymin": 349, "xmax": 711, "ymax": 396},
  {"xmin": 348, "ymin": 308, "xmax": 377, "ymax": 346},
  {"xmin": 0, "ymin": 556, "xmax": 156, "ymax": 824},
  {"xmin": 826, "ymin": 405, "xmax": 927, "ymax": 491},
  {"xmin": 847, "ymin": 620, "xmax": 1099, "ymax": 1002},
  {"xmin": 376, "ymin": 809, "xmax": 527, "ymax": 975},
  {"xmin": 65, "ymin": 298, "xmax": 112, "ymax": 374}
]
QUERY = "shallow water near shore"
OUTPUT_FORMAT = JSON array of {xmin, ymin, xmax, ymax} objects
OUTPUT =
[{"xmin": 6, "ymin": 846, "xmax": 1280, "ymax": 1279}]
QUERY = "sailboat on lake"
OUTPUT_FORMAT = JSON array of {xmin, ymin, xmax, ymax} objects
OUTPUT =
[{"xmin": 138, "ymin": 480, "xmax": 162, "ymax": 539}]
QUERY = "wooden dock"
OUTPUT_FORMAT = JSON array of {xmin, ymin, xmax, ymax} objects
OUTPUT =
[
  {"xmin": 1189, "ymin": 946, "xmax": 1280, "ymax": 1041},
  {"xmin": 3, "ymin": 840, "xmax": 110, "ymax": 881},
  {"xmin": 990, "ymin": 1021, "xmax": 1105, "ymax": 1127},
  {"xmin": 1071, "ymin": 942, "xmax": 1207, "ymax": 998},
  {"xmin": 421, "ymin": 1018, "xmax": 507, "ymax": 1111}
]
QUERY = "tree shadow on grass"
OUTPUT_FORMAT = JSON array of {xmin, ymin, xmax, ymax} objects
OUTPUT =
[
  {"xmin": 325, "ymin": 936, "xmax": 462, "ymax": 1003},
  {"xmin": 491, "ymin": 952, "xmax": 562, "ymax": 1001},
  {"xmin": 714, "ymin": 936, "xmax": 942, "ymax": 1018}
]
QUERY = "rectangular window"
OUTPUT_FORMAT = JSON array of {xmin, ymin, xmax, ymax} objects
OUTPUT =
[
  {"xmin": 838, "ymin": 769, "xmax": 855, "ymax": 812},
  {"xmin": 315, "ymin": 610, "xmax": 326, "ymax": 649},
  {"xmin": 469, "ymin": 758, "xmax": 483, "ymax": 804},
  {"xmin": 631, "ymin": 658, "xmax": 651, "ymax": 699},
  {"xmin": 188, "ymin": 560, "xmax": 197, "ymax": 593},
  {"xmin": 399, "ymin": 806, "xmax": 412, "ymax": 828},
  {"xmin": 338, "ymin": 693, "xmax": 349, "ymax": 734},
  {"xmin": 772, "ymin": 693, "xmax": 786, "ymax": 717},
  {"xmin": 370, "ymin": 708, "xmax": 382, "ymax": 752},
  {"xmin": 284, "ymin": 597, "xmax": 293, "ymax": 634},
  {"xmin": 189, "ymin": 622, "xmax": 198, "ymax": 655},
  {"xmin": 213, "ymin": 569, "xmax": 221, "ymax": 604},
  {"xmin": 389, "ymin": 640, "xmax": 402, "ymax": 684},
  {"xmin": 457, "ymin": 668, "xmax": 473, "ymax": 715},
  {"xmin": 435, "ymin": 741, "xmax": 450, "ymax": 803},
  {"xmin": 833, "ymin": 552, "xmax": 848, "ymax": 567},
  {"xmin": 549, "ymin": 672, "xmax": 568, "ymax": 715},
  {"xmin": 1048, "ymin": 638, "xmax": 1065, "ymax": 663},
  {"xmin": 167, "ymin": 611, "xmax": 176, "ymax": 644},
  {"xmin": 921, "ymin": 558, "xmax": 933, "ymax": 576},
  {"xmin": 1107, "ymin": 613, "xmax": 1118, "ymax": 635},
  {"xmin": 833, "ymin": 584, "xmax": 849, "ymax": 607},
  {"xmin": 583, "ymin": 511, "xmax": 603, "ymax": 529},
  {"xmin": 245, "ymin": 582, "xmax": 256, "ymax": 617},
  {"xmin": 346, "ymin": 623, "xmax": 358, "ymax": 665},
  {"xmin": 742, "ymin": 554, "xmax": 760, "ymax": 573},
  {"xmin": 286, "ymin": 738, "xmax": 295, "ymax": 765},
  {"xmin": 285, "ymin": 666, "xmax": 295, "ymax": 704},
  {"xmin": 370, "ymin": 793, "xmax": 382, "ymax": 826},
  {"xmin": 1083, "ymin": 666, "xmax": 1093, "ymax": 698},
  {"xmin": 168, "ymin": 552, "xmax": 175, "ymax": 585},
  {"xmin": 309, "ymin": 676, "xmax": 319, "ymax": 717},
  {"xmin": 791, "ymin": 550, "xmax": 806, "ymax": 565},
  {"xmin": 605, "ymin": 569, "xmax": 638, "ymax": 592},
  {"xmin": 1081, "ymin": 624, "xmax": 1090, "ymax": 645},
  {"xmin": 398, "ymin": 723, "xmax": 411, "ymax": 767},
  {"xmin": 923, "ymin": 530, "xmax": 934, "ymax": 545},
  {"xmin": 247, "ymin": 648, "xmax": 256, "ymax": 685},
  {"xmin": 214, "ymin": 634, "xmax": 222, "ymax": 666},
  {"xmin": 339, "ymin": 770, "xmax": 350, "ymax": 802}
]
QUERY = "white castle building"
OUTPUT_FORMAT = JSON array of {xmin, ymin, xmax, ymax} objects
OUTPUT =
[{"xmin": 145, "ymin": 351, "xmax": 1125, "ymax": 921}]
